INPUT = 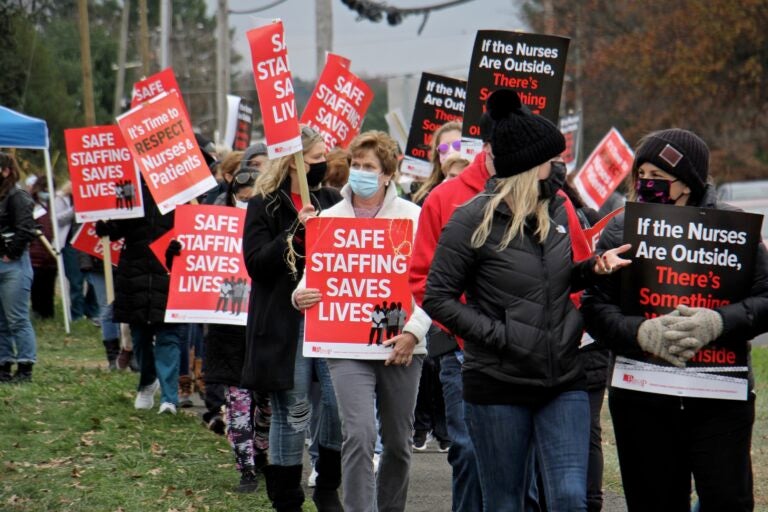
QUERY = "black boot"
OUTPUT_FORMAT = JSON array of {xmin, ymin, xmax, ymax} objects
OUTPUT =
[
  {"xmin": 13, "ymin": 363, "xmax": 33, "ymax": 383},
  {"xmin": 313, "ymin": 446, "xmax": 343, "ymax": 512},
  {"xmin": 263, "ymin": 465, "xmax": 304, "ymax": 512},
  {"xmin": 234, "ymin": 468, "xmax": 259, "ymax": 493},
  {"xmin": 103, "ymin": 339, "xmax": 120, "ymax": 370},
  {"xmin": 0, "ymin": 362, "xmax": 12, "ymax": 382}
]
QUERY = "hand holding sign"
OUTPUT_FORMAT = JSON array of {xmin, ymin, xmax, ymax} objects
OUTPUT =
[
  {"xmin": 664, "ymin": 305, "xmax": 724, "ymax": 362},
  {"xmin": 295, "ymin": 287, "xmax": 322, "ymax": 310},
  {"xmin": 383, "ymin": 332, "xmax": 417, "ymax": 366}
]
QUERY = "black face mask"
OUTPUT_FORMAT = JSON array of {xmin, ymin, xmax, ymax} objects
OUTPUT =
[
  {"xmin": 306, "ymin": 161, "xmax": 327, "ymax": 188},
  {"xmin": 539, "ymin": 161, "xmax": 566, "ymax": 200},
  {"xmin": 636, "ymin": 178, "xmax": 681, "ymax": 204}
]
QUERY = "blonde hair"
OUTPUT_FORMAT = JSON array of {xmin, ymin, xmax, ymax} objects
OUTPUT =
[
  {"xmin": 348, "ymin": 130, "xmax": 400, "ymax": 176},
  {"xmin": 252, "ymin": 125, "xmax": 324, "ymax": 198},
  {"xmin": 471, "ymin": 167, "xmax": 551, "ymax": 249},
  {"xmin": 412, "ymin": 121, "xmax": 462, "ymax": 203},
  {"xmin": 219, "ymin": 150, "xmax": 244, "ymax": 181}
]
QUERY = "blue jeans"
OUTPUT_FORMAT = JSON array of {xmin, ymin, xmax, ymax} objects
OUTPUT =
[
  {"xmin": 269, "ymin": 321, "xmax": 342, "ymax": 465},
  {"xmin": 131, "ymin": 323, "xmax": 186, "ymax": 406},
  {"xmin": 440, "ymin": 351, "xmax": 483, "ymax": 511},
  {"xmin": 465, "ymin": 390, "xmax": 590, "ymax": 512},
  {"xmin": 62, "ymin": 244, "xmax": 99, "ymax": 320},
  {"xmin": 83, "ymin": 272, "xmax": 119, "ymax": 340},
  {"xmin": 0, "ymin": 252, "xmax": 36, "ymax": 364}
]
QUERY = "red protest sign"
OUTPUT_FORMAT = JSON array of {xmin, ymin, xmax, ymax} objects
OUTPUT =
[
  {"xmin": 572, "ymin": 128, "xmax": 634, "ymax": 211},
  {"xmin": 164, "ymin": 205, "xmax": 249, "ymax": 326},
  {"xmin": 65, "ymin": 125, "xmax": 144, "ymax": 222},
  {"xmin": 130, "ymin": 68, "xmax": 191, "ymax": 123},
  {"xmin": 116, "ymin": 91, "xmax": 216, "ymax": 214},
  {"xmin": 583, "ymin": 207, "xmax": 624, "ymax": 253},
  {"xmin": 301, "ymin": 58, "xmax": 374, "ymax": 149},
  {"xmin": 304, "ymin": 217, "xmax": 414, "ymax": 359},
  {"xmin": 149, "ymin": 229, "xmax": 175, "ymax": 272},
  {"xmin": 247, "ymin": 21, "xmax": 302, "ymax": 159},
  {"xmin": 326, "ymin": 53, "xmax": 350, "ymax": 69},
  {"xmin": 70, "ymin": 223, "xmax": 124, "ymax": 266}
]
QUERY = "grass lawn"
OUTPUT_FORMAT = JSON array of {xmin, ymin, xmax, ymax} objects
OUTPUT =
[{"xmin": 1, "ymin": 316, "xmax": 767, "ymax": 511}]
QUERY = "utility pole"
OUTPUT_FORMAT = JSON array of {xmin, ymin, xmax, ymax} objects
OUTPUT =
[
  {"xmin": 216, "ymin": 0, "xmax": 229, "ymax": 144},
  {"xmin": 543, "ymin": 0, "xmax": 555, "ymax": 34},
  {"xmin": 139, "ymin": 0, "xmax": 151, "ymax": 76},
  {"xmin": 315, "ymin": 0, "xmax": 333, "ymax": 78},
  {"xmin": 77, "ymin": 0, "xmax": 95, "ymax": 125},
  {"xmin": 160, "ymin": 0, "xmax": 171, "ymax": 69},
  {"xmin": 113, "ymin": 0, "xmax": 131, "ymax": 117}
]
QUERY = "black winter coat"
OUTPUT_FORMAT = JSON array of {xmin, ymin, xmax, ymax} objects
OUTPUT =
[
  {"xmin": 241, "ymin": 179, "xmax": 341, "ymax": 391},
  {"xmin": 0, "ymin": 186, "xmax": 37, "ymax": 259},
  {"xmin": 581, "ymin": 185, "xmax": 768, "ymax": 394},
  {"xmin": 423, "ymin": 191, "xmax": 596, "ymax": 405},
  {"xmin": 102, "ymin": 182, "xmax": 174, "ymax": 324},
  {"xmin": 205, "ymin": 324, "xmax": 247, "ymax": 387}
]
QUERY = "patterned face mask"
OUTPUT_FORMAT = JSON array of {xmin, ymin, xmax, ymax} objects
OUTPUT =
[{"xmin": 636, "ymin": 178, "xmax": 680, "ymax": 204}]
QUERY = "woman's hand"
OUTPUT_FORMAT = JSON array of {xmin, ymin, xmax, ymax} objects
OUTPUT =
[
  {"xmin": 594, "ymin": 243, "xmax": 632, "ymax": 275},
  {"xmin": 384, "ymin": 332, "xmax": 417, "ymax": 366},
  {"xmin": 297, "ymin": 204, "xmax": 317, "ymax": 226},
  {"xmin": 294, "ymin": 287, "xmax": 322, "ymax": 310}
]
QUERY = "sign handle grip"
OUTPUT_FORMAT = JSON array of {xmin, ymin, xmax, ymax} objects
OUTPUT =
[
  {"xmin": 293, "ymin": 151, "xmax": 310, "ymax": 207},
  {"xmin": 102, "ymin": 236, "xmax": 115, "ymax": 304}
]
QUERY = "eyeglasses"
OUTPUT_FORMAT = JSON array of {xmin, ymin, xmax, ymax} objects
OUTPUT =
[
  {"xmin": 234, "ymin": 169, "xmax": 259, "ymax": 185},
  {"xmin": 437, "ymin": 140, "xmax": 461, "ymax": 154}
]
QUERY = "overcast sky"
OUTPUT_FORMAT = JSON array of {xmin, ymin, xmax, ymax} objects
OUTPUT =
[{"xmin": 208, "ymin": 0, "xmax": 525, "ymax": 81}]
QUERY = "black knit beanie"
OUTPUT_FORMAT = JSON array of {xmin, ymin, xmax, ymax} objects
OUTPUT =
[
  {"xmin": 486, "ymin": 89, "xmax": 565, "ymax": 178},
  {"xmin": 634, "ymin": 129, "xmax": 709, "ymax": 201}
]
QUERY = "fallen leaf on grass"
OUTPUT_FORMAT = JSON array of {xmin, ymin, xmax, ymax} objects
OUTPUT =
[
  {"xmin": 148, "ymin": 468, "xmax": 162, "ymax": 476},
  {"xmin": 4, "ymin": 461, "xmax": 17, "ymax": 472},
  {"xmin": 150, "ymin": 442, "xmax": 165, "ymax": 455},
  {"xmin": 160, "ymin": 485, "xmax": 176, "ymax": 498},
  {"xmin": 71, "ymin": 466, "xmax": 82, "ymax": 478}
]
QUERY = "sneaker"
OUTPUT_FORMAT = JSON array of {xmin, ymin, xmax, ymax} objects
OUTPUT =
[
  {"xmin": 235, "ymin": 470, "xmax": 259, "ymax": 493},
  {"xmin": 438, "ymin": 439, "xmax": 452, "ymax": 453},
  {"xmin": 412, "ymin": 431, "xmax": 432, "ymax": 451},
  {"xmin": 158, "ymin": 402, "xmax": 177, "ymax": 415},
  {"xmin": 373, "ymin": 453, "xmax": 381, "ymax": 474},
  {"xmin": 307, "ymin": 466, "xmax": 318, "ymax": 488},
  {"xmin": 134, "ymin": 379, "xmax": 160, "ymax": 410},
  {"xmin": 207, "ymin": 414, "xmax": 226, "ymax": 436}
]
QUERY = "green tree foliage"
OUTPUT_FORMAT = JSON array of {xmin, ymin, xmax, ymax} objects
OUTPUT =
[{"xmin": 521, "ymin": 0, "xmax": 768, "ymax": 181}]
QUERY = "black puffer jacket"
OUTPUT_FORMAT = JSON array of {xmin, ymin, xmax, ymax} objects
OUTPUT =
[
  {"xmin": 241, "ymin": 179, "xmax": 341, "ymax": 391},
  {"xmin": 581, "ymin": 185, "xmax": 768, "ymax": 393},
  {"xmin": 205, "ymin": 324, "xmax": 246, "ymax": 387},
  {"xmin": 423, "ymin": 190, "xmax": 596, "ymax": 405},
  {"xmin": 0, "ymin": 187, "xmax": 37, "ymax": 259},
  {"xmin": 102, "ymin": 181, "xmax": 174, "ymax": 324}
]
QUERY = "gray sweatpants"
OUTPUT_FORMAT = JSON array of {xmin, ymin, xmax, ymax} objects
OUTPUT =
[{"xmin": 327, "ymin": 356, "xmax": 424, "ymax": 512}]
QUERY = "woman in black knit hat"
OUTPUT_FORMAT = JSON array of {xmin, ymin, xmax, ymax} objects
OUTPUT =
[
  {"xmin": 422, "ymin": 92, "xmax": 631, "ymax": 510},
  {"xmin": 581, "ymin": 128, "xmax": 768, "ymax": 511}
]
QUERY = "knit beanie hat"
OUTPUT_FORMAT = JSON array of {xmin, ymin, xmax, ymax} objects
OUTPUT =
[
  {"xmin": 241, "ymin": 142, "xmax": 268, "ymax": 170},
  {"xmin": 634, "ymin": 129, "xmax": 709, "ymax": 201},
  {"xmin": 487, "ymin": 90, "xmax": 565, "ymax": 178}
]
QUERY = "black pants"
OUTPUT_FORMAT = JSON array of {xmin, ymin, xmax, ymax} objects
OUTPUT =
[
  {"xmin": 609, "ymin": 389, "xmax": 755, "ymax": 512},
  {"xmin": 587, "ymin": 387, "xmax": 605, "ymax": 512},
  {"xmin": 31, "ymin": 266, "xmax": 57, "ymax": 318},
  {"xmin": 413, "ymin": 354, "xmax": 449, "ymax": 442}
]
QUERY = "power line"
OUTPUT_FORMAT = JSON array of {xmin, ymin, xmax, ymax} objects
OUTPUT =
[{"xmin": 229, "ymin": 0, "xmax": 288, "ymax": 15}]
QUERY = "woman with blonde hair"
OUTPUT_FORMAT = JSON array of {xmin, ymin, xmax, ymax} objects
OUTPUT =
[
  {"xmin": 411, "ymin": 120, "xmax": 462, "ymax": 205},
  {"xmin": 241, "ymin": 125, "xmax": 343, "ymax": 512},
  {"xmin": 422, "ymin": 93, "xmax": 630, "ymax": 510}
]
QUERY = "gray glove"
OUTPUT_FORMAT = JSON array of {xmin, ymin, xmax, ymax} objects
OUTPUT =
[
  {"xmin": 637, "ymin": 313, "xmax": 685, "ymax": 367},
  {"xmin": 663, "ymin": 305, "xmax": 723, "ymax": 361}
]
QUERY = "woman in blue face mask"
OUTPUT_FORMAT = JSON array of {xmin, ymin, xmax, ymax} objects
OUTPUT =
[
  {"xmin": 292, "ymin": 130, "xmax": 432, "ymax": 512},
  {"xmin": 581, "ymin": 129, "xmax": 768, "ymax": 511}
]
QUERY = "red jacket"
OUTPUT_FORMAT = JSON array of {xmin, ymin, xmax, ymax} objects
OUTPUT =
[{"xmin": 409, "ymin": 150, "xmax": 593, "ymax": 347}]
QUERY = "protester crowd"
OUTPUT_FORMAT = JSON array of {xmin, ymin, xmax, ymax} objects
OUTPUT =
[{"xmin": 1, "ymin": 81, "xmax": 765, "ymax": 512}]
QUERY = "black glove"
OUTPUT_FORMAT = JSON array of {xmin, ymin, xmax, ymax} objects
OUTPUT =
[
  {"xmin": 165, "ymin": 240, "xmax": 182, "ymax": 270},
  {"xmin": 94, "ymin": 220, "xmax": 110, "ymax": 238}
]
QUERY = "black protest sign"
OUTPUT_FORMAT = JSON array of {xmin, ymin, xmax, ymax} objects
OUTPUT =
[
  {"xmin": 622, "ymin": 201, "xmax": 763, "ymax": 369},
  {"xmin": 234, "ymin": 99, "xmax": 254, "ymax": 151},
  {"xmin": 401, "ymin": 73, "xmax": 466, "ymax": 178},
  {"xmin": 461, "ymin": 31, "xmax": 569, "ymax": 159}
]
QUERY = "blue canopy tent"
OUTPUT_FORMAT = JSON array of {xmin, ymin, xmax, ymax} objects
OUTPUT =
[{"xmin": 0, "ymin": 106, "xmax": 71, "ymax": 333}]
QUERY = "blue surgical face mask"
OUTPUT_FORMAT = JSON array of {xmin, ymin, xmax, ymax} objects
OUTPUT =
[
  {"xmin": 234, "ymin": 197, "xmax": 249, "ymax": 210},
  {"xmin": 348, "ymin": 168, "xmax": 381, "ymax": 199}
]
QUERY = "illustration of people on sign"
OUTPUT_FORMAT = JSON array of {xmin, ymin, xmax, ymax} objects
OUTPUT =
[
  {"xmin": 397, "ymin": 302, "xmax": 407, "ymax": 335},
  {"xmin": 114, "ymin": 180, "xmax": 124, "ymax": 209},
  {"xmin": 386, "ymin": 302, "xmax": 399, "ymax": 338},
  {"xmin": 215, "ymin": 277, "xmax": 233, "ymax": 313},
  {"xmin": 367, "ymin": 304, "xmax": 386, "ymax": 346},
  {"xmin": 123, "ymin": 179, "xmax": 135, "ymax": 209},
  {"xmin": 230, "ymin": 277, "xmax": 249, "ymax": 315}
]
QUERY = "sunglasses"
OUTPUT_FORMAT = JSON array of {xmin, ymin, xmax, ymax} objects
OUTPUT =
[
  {"xmin": 234, "ymin": 169, "xmax": 259, "ymax": 185},
  {"xmin": 437, "ymin": 140, "xmax": 461, "ymax": 154}
]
